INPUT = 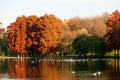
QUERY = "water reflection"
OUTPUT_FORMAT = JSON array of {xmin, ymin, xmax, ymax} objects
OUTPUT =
[
  {"xmin": 0, "ymin": 59, "xmax": 119, "ymax": 80},
  {"xmin": 106, "ymin": 59, "xmax": 120, "ymax": 80},
  {"xmin": 8, "ymin": 59, "xmax": 61, "ymax": 80}
]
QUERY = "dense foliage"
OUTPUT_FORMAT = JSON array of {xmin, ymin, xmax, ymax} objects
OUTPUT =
[
  {"xmin": 7, "ymin": 14, "xmax": 63, "ymax": 56},
  {"xmin": 72, "ymin": 34, "xmax": 105, "ymax": 56},
  {"xmin": 104, "ymin": 10, "xmax": 120, "ymax": 56}
]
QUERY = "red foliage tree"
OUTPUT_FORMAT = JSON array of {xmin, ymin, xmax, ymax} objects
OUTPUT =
[
  {"xmin": 7, "ymin": 14, "xmax": 63, "ymax": 56},
  {"xmin": 7, "ymin": 16, "xmax": 27, "ymax": 56},
  {"xmin": 104, "ymin": 10, "xmax": 120, "ymax": 56},
  {"xmin": 25, "ymin": 15, "xmax": 39, "ymax": 56},
  {"xmin": 34, "ymin": 14, "xmax": 63, "ymax": 55}
]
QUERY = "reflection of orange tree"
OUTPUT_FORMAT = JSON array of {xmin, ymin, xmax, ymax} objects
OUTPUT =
[
  {"xmin": 8, "ymin": 59, "xmax": 61, "ymax": 79},
  {"xmin": 16, "ymin": 59, "xmax": 27, "ymax": 78},
  {"xmin": 27, "ymin": 60, "xmax": 40, "ymax": 78},
  {"xmin": 39, "ymin": 60, "xmax": 61, "ymax": 80},
  {"xmin": 8, "ymin": 60, "xmax": 16, "ymax": 78},
  {"xmin": 8, "ymin": 59, "xmax": 41, "ymax": 78},
  {"xmin": 7, "ymin": 14, "xmax": 63, "ymax": 56},
  {"xmin": 8, "ymin": 59, "xmax": 27, "ymax": 78}
]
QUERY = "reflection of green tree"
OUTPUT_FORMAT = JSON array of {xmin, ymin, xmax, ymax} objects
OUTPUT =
[
  {"xmin": 0, "ymin": 60, "xmax": 8, "ymax": 73},
  {"xmin": 57, "ymin": 60, "xmax": 107, "ymax": 74},
  {"xmin": 94, "ymin": 60, "xmax": 107, "ymax": 71},
  {"xmin": 73, "ymin": 61, "xmax": 89, "ymax": 71},
  {"xmin": 72, "ymin": 60, "xmax": 107, "ymax": 72}
]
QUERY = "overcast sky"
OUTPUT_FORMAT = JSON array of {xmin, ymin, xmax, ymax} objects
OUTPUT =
[{"xmin": 0, "ymin": 0, "xmax": 120, "ymax": 27}]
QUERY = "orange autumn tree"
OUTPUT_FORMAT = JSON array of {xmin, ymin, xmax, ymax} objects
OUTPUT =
[
  {"xmin": 104, "ymin": 10, "xmax": 120, "ymax": 56},
  {"xmin": 7, "ymin": 16, "xmax": 27, "ymax": 56},
  {"xmin": 34, "ymin": 14, "xmax": 63, "ymax": 55},
  {"xmin": 25, "ymin": 15, "xmax": 39, "ymax": 56},
  {"xmin": 7, "ymin": 14, "xmax": 63, "ymax": 57}
]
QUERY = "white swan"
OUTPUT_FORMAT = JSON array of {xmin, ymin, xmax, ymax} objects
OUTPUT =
[{"xmin": 93, "ymin": 71, "xmax": 101, "ymax": 76}]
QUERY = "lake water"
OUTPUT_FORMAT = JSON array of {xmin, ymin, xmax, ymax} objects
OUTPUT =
[{"xmin": 0, "ymin": 58, "xmax": 120, "ymax": 80}]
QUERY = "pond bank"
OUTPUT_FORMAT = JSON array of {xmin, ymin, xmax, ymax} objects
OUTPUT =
[{"xmin": 0, "ymin": 55, "xmax": 120, "ymax": 59}]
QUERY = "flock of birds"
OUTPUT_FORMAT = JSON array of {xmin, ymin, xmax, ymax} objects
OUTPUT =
[{"xmin": 72, "ymin": 71, "xmax": 102, "ymax": 76}]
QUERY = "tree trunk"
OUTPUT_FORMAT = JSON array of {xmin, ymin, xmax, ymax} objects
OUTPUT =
[
  {"xmin": 117, "ymin": 50, "xmax": 119, "ymax": 57},
  {"xmin": 18, "ymin": 53, "xmax": 20, "ymax": 58},
  {"xmin": 114, "ymin": 50, "xmax": 116, "ymax": 57}
]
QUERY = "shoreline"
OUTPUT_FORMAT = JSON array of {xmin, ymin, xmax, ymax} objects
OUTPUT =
[{"xmin": 0, "ymin": 55, "xmax": 120, "ymax": 59}]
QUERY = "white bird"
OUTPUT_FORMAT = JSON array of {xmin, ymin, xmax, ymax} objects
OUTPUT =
[
  {"xmin": 93, "ymin": 73, "xmax": 97, "ymax": 76},
  {"xmin": 97, "ymin": 71, "xmax": 101, "ymax": 76},
  {"xmin": 72, "ymin": 71, "xmax": 75, "ymax": 74},
  {"xmin": 93, "ymin": 71, "xmax": 101, "ymax": 76}
]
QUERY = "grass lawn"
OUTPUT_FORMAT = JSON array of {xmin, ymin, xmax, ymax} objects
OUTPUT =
[
  {"xmin": 0, "ymin": 56, "xmax": 31, "ymax": 59},
  {"xmin": 0, "ymin": 54, "xmax": 120, "ymax": 59}
]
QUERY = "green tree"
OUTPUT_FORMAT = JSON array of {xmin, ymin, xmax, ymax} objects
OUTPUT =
[
  {"xmin": 72, "ymin": 34, "xmax": 90, "ymax": 56},
  {"xmin": 0, "ymin": 38, "xmax": 8, "ymax": 56},
  {"xmin": 72, "ymin": 34, "xmax": 105, "ymax": 56},
  {"xmin": 91, "ymin": 35, "xmax": 105, "ymax": 56}
]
